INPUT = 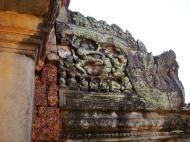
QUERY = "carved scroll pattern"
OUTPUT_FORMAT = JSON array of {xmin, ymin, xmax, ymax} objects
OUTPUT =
[
  {"xmin": 56, "ymin": 10, "xmax": 184, "ymax": 110},
  {"xmin": 58, "ymin": 37, "xmax": 133, "ymax": 94}
]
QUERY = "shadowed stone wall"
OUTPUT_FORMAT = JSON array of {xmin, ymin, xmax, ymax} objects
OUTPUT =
[{"xmin": 0, "ymin": 52, "xmax": 35, "ymax": 142}]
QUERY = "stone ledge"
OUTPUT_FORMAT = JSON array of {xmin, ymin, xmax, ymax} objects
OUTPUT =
[
  {"xmin": 0, "ymin": 0, "xmax": 60, "ymax": 67},
  {"xmin": 0, "ymin": 0, "xmax": 51, "ymax": 17},
  {"xmin": 60, "ymin": 110, "xmax": 190, "ymax": 140}
]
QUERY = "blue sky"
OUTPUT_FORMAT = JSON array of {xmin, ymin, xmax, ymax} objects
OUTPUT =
[{"xmin": 69, "ymin": 0, "xmax": 190, "ymax": 103}]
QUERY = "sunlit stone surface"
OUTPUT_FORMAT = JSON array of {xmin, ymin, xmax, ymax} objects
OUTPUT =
[{"xmin": 0, "ymin": 53, "xmax": 34, "ymax": 142}]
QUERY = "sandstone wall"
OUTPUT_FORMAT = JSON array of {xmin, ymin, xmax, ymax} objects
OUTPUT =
[{"xmin": 0, "ymin": 53, "xmax": 35, "ymax": 142}]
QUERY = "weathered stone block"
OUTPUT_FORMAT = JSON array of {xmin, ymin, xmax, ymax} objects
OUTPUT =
[
  {"xmin": 48, "ymin": 95, "xmax": 59, "ymax": 107},
  {"xmin": 0, "ymin": 53, "xmax": 35, "ymax": 142},
  {"xmin": 46, "ymin": 28, "xmax": 59, "ymax": 61},
  {"xmin": 41, "ymin": 64, "xmax": 57, "ymax": 85},
  {"xmin": 47, "ymin": 83, "xmax": 58, "ymax": 96},
  {"xmin": 35, "ymin": 77, "xmax": 47, "ymax": 106},
  {"xmin": 47, "ymin": 83, "xmax": 58, "ymax": 106},
  {"xmin": 32, "ymin": 107, "xmax": 59, "ymax": 141}
]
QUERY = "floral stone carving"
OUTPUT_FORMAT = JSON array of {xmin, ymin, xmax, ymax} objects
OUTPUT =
[{"xmin": 56, "ymin": 10, "xmax": 184, "ymax": 110}]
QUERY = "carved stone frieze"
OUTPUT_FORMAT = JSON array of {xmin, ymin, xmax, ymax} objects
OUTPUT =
[
  {"xmin": 55, "ymin": 8, "xmax": 187, "ymax": 141},
  {"xmin": 56, "ymin": 10, "xmax": 184, "ymax": 109},
  {"xmin": 60, "ymin": 111, "xmax": 190, "ymax": 141}
]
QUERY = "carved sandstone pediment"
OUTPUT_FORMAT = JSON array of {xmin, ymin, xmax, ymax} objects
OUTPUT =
[
  {"xmin": 33, "ymin": 6, "xmax": 188, "ymax": 142},
  {"xmin": 56, "ymin": 10, "xmax": 184, "ymax": 110}
]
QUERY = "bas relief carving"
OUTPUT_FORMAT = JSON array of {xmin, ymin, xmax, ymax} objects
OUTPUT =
[
  {"xmin": 39, "ymin": 5, "xmax": 190, "ymax": 141},
  {"xmin": 56, "ymin": 10, "xmax": 184, "ymax": 110}
]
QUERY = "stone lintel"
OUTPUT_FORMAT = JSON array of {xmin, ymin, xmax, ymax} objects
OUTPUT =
[
  {"xmin": 0, "ymin": 11, "xmax": 42, "ymax": 57},
  {"xmin": 0, "ymin": 0, "xmax": 60, "ymax": 66},
  {"xmin": 0, "ymin": 0, "xmax": 51, "ymax": 17}
]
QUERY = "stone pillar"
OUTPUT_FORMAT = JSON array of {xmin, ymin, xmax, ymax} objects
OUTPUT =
[
  {"xmin": 0, "ymin": 0, "xmax": 59, "ymax": 141},
  {"xmin": 0, "ymin": 53, "xmax": 35, "ymax": 142},
  {"xmin": 0, "ymin": 12, "xmax": 38, "ymax": 141}
]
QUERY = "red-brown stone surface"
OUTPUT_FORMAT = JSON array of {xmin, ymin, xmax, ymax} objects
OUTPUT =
[
  {"xmin": 47, "ymin": 83, "xmax": 58, "ymax": 106},
  {"xmin": 33, "ymin": 63, "xmax": 59, "ymax": 141},
  {"xmin": 47, "ymin": 83, "xmax": 58, "ymax": 97},
  {"xmin": 35, "ymin": 77, "xmax": 47, "ymax": 106},
  {"xmin": 32, "ymin": 107, "xmax": 59, "ymax": 141},
  {"xmin": 41, "ymin": 64, "xmax": 57, "ymax": 85},
  {"xmin": 48, "ymin": 95, "xmax": 59, "ymax": 107}
]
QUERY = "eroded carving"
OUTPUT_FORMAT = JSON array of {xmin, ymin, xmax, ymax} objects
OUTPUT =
[
  {"xmin": 67, "ymin": 10, "xmax": 137, "ymax": 48},
  {"xmin": 56, "ymin": 10, "xmax": 184, "ymax": 110},
  {"xmin": 58, "ymin": 37, "xmax": 132, "ymax": 94}
]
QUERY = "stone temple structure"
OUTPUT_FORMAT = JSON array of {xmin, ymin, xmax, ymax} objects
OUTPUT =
[{"xmin": 0, "ymin": 0, "xmax": 190, "ymax": 141}]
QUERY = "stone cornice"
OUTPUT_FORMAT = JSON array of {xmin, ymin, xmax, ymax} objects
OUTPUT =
[
  {"xmin": 0, "ymin": 0, "xmax": 61, "ymax": 68},
  {"xmin": 0, "ymin": 0, "xmax": 51, "ymax": 17},
  {"xmin": 36, "ymin": 0, "xmax": 61, "ymax": 70}
]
